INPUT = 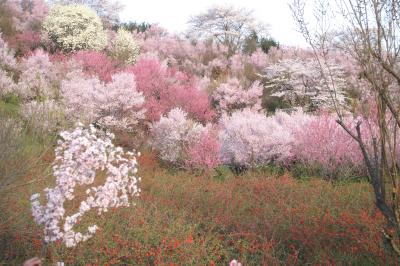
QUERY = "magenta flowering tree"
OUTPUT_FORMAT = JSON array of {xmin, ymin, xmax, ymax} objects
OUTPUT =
[
  {"xmin": 70, "ymin": 51, "xmax": 119, "ymax": 82},
  {"xmin": 127, "ymin": 57, "xmax": 215, "ymax": 123}
]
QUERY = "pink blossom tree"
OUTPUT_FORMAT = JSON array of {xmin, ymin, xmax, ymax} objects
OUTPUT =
[
  {"xmin": 184, "ymin": 129, "xmax": 220, "ymax": 172},
  {"xmin": 70, "ymin": 51, "xmax": 119, "ymax": 82},
  {"xmin": 126, "ymin": 57, "xmax": 214, "ymax": 123}
]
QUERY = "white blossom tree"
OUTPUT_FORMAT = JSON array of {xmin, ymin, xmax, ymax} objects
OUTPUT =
[
  {"xmin": 263, "ymin": 58, "xmax": 349, "ymax": 111},
  {"xmin": 48, "ymin": 0, "xmax": 123, "ymax": 26},
  {"xmin": 43, "ymin": 4, "xmax": 108, "ymax": 52},
  {"xmin": 187, "ymin": 5, "xmax": 267, "ymax": 55},
  {"xmin": 31, "ymin": 124, "xmax": 141, "ymax": 248}
]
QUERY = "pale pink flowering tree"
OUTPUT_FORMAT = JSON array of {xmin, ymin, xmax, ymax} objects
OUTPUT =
[
  {"xmin": 212, "ymin": 78, "xmax": 263, "ymax": 115},
  {"xmin": 249, "ymin": 48, "xmax": 269, "ymax": 69},
  {"xmin": 150, "ymin": 108, "xmax": 213, "ymax": 167},
  {"xmin": 0, "ymin": 33, "xmax": 17, "ymax": 70},
  {"xmin": 219, "ymin": 108, "xmax": 293, "ymax": 169},
  {"xmin": 61, "ymin": 72, "xmax": 145, "ymax": 131},
  {"xmin": 136, "ymin": 26, "xmax": 230, "ymax": 78},
  {"xmin": 3, "ymin": 0, "xmax": 48, "ymax": 53},
  {"xmin": 0, "ymin": 69, "xmax": 17, "ymax": 96},
  {"xmin": 9, "ymin": 0, "xmax": 48, "ymax": 31},
  {"xmin": 17, "ymin": 49, "xmax": 59, "ymax": 100},
  {"xmin": 187, "ymin": 5, "xmax": 267, "ymax": 55},
  {"xmin": 30, "ymin": 123, "xmax": 141, "ymax": 248}
]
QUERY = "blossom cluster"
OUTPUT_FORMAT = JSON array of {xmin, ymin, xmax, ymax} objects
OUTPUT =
[
  {"xmin": 17, "ymin": 49, "xmax": 58, "ymax": 100},
  {"xmin": 61, "ymin": 72, "xmax": 146, "ymax": 131},
  {"xmin": 219, "ymin": 109, "xmax": 294, "ymax": 168},
  {"xmin": 127, "ymin": 57, "xmax": 214, "ymax": 122},
  {"xmin": 43, "ymin": 4, "xmax": 107, "ymax": 52},
  {"xmin": 150, "ymin": 108, "xmax": 217, "ymax": 168},
  {"xmin": 30, "ymin": 124, "xmax": 141, "ymax": 247},
  {"xmin": 110, "ymin": 28, "xmax": 140, "ymax": 65},
  {"xmin": 212, "ymin": 78, "xmax": 263, "ymax": 115},
  {"xmin": 264, "ymin": 58, "xmax": 349, "ymax": 110}
]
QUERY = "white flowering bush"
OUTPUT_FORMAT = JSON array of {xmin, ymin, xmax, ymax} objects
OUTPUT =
[
  {"xmin": 0, "ymin": 33, "xmax": 17, "ymax": 71},
  {"xmin": 212, "ymin": 77, "xmax": 263, "ymax": 115},
  {"xmin": 20, "ymin": 100, "xmax": 66, "ymax": 135},
  {"xmin": 61, "ymin": 72, "xmax": 146, "ymax": 130},
  {"xmin": 219, "ymin": 109, "xmax": 294, "ymax": 168},
  {"xmin": 30, "ymin": 124, "xmax": 141, "ymax": 247},
  {"xmin": 150, "ymin": 108, "xmax": 211, "ymax": 166},
  {"xmin": 0, "ymin": 33, "xmax": 17, "ymax": 97},
  {"xmin": 0, "ymin": 69, "xmax": 17, "ymax": 97},
  {"xmin": 110, "ymin": 28, "xmax": 140, "ymax": 65},
  {"xmin": 42, "ymin": 4, "xmax": 107, "ymax": 52}
]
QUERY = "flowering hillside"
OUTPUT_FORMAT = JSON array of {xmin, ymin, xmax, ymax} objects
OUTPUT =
[{"xmin": 0, "ymin": 0, "xmax": 399, "ymax": 264}]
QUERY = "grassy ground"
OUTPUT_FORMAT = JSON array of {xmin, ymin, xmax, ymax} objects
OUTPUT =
[{"xmin": 0, "ymin": 101, "xmax": 397, "ymax": 265}]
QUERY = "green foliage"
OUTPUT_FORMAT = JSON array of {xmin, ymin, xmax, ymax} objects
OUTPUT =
[
  {"xmin": 243, "ymin": 31, "xmax": 279, "ymax": 54},
  {"xmin": 259, "ymin": 37, "xmax": 279, "ymax": 53},
  {"xmin": 0, "ymin": 115, "xmax": 53, "ymax": 192},
  {"xmin": 212, "ymin": 165, "xmax": 234, "ymax": 181},
  {"xmin": 112, "ymin": 21, "xmax": 152, "ymax": 33},
  {"xmin": 0, "ymin": 97, "xmax": 19, "ymax": 118}
]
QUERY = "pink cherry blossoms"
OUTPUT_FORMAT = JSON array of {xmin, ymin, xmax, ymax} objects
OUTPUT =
[{"xmin": 30, "ymin": 123, "xmax": 141, "ymax": 248}]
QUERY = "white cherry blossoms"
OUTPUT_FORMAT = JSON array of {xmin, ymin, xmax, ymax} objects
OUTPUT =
[{"xmin": 30, "ymin": 123, "xmax": 141, "ymax": 248}]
